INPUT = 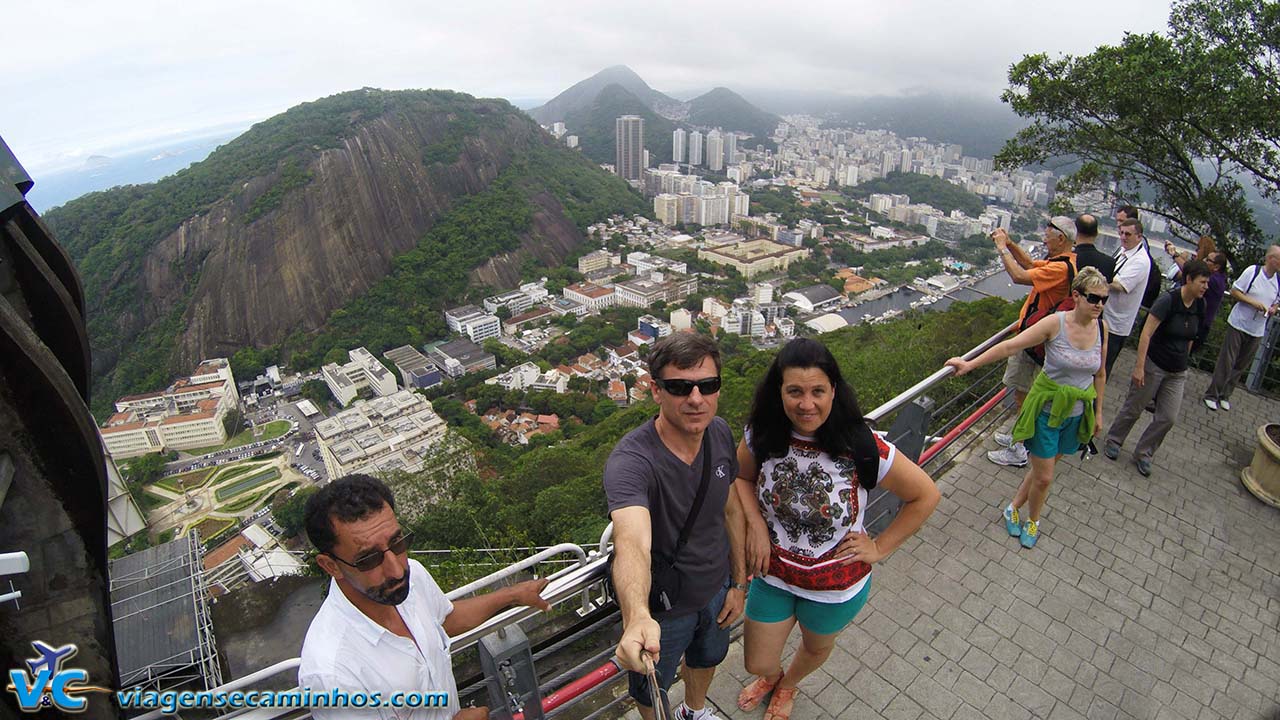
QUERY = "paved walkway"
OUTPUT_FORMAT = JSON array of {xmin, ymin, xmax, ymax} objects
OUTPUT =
[{"xmin": 650, "ymin": 351, "xmax": 1280, "ymax": 720}]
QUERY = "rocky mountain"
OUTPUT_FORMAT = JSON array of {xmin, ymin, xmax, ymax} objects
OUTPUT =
[
  {"xmin": 685, "ymin": 87, "xmax": 781, "ymax": 143},
  {"xmin": 44, "ymin": 88, "xmax": 646, "ymax": 415},
  {"xmin": 562, "ymin": 84, "xmax": 676, "ymax": 167},
  {"xmin": 528, "ymin": 65, "xmax": 685, "ymax": 125}
]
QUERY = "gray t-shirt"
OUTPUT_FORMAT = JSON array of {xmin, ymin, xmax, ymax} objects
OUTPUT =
[{"xmin": 604, "ymin": 416, "xmax": 738, "ymax": 618}]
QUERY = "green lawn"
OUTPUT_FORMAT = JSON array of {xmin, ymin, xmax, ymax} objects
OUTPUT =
[
  {"xmin": 140, "ymin": 490, "xmax": 170, "ymax": 511},
  {"xmin": 221, "ymin": 490, "xmax": 271, "ymax": 514},
  {"xmin": 215, "ymin": 468, "xmax": 282, "ymax": 501},
  {"xmin": 153, "ymin": 468, "xmax": 213, "ymax": 493},
  {"xmin": 186, "ymin": 420, "xmax": 291, "ymax": 456},
  {"xmin": 210, "ymin": 464, "xmax": 257, "ymax": 486}
]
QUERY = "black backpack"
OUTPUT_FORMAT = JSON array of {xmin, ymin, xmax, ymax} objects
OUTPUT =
[{"xmin": 1140, "ymin": 239, "xmax": 1163, "ymax": 309}]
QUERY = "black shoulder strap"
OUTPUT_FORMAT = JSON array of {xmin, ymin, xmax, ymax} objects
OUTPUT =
[
  {"xmin": 851, "ymin": 423, "xmax": 880, "ymax": 491},
  {"xmin": 1246, "ymin": 265, "xmax": 1263, "ymax": 294},
  {"xmin": 673, "ymin": 430, "xmax": 714, "ymax": 554}
]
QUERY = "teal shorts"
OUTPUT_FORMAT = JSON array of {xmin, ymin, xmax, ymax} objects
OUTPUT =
[
  {"xmin": 1024, "ymin": 411, "xmax": 1084, "ymax": 459},
  {"xmin": 744, "ymin": 576, "xmax": 871, "ymax": 635}
]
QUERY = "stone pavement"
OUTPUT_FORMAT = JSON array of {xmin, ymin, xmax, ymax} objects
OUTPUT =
[{"xmin": 640, "ymin": 350, "xmax": 1280, "ymax": 720}]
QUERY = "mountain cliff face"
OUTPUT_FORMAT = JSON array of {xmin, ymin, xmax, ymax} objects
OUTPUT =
[{"xmin": 45, "ymin": 89, "xmax": 647, "ymax": 413}]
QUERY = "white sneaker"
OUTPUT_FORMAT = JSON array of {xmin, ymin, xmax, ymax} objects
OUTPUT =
[
  {"xmin": 1203, "ymin": 398, "xmax": 1218, "ymax": 411},
  {"xmin": 677, "ymin": 703, "xmax": 722, "ymax": 720},
  {"xmin": 1220, "ymin": 399, "xmax": 1231, "ymax": 411},
  {"xmin": 987, "ymin": 444, "xmax": 1028, "ymax": 467},
  {"xmin": 994, "ymin": 431, "xmax": 1014, "ymax": 448}
]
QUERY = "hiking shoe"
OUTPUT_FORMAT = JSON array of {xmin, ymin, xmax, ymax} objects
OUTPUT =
[
  {"xmin": 994, "ymin": 431, "xmax": 1014, "ymax": 448},
  {"xmin": 1020, "ymin": 520, "xmax": 1040, "ymax": 549},
  {"xmin": 1203, "ymin": 398, "xmax": 1218, "ymax": 411},
  {"xmin": 1135, "ymin": 458, "xmax": 1152, "ymax": 477},
  {"xmin": 987, "ymin": 444, "xmax": 1028, "ymax": 467},
  {"xmin": 1219, "ymin": 399, "xmax": 1231, "ymax": 411},
  {"xmin": 1003, "ymin": 505, "xmax": 1021, "ymax": 537},
  {"xmin": 1103, "ymin": 442, "xmax": 1120, "ymax": 460}
]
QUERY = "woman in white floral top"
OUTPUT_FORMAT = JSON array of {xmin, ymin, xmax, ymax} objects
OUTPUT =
[{"xmin": 733, "ymin": 338, "xmax": 940, "ymax": 720}]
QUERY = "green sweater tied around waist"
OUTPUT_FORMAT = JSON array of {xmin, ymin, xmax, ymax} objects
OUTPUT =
[{"xmin": 1011, "ymin": 370, "xmax": 1097, "ymax": 444}]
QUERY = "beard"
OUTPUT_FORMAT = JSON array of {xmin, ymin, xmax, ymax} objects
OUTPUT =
[{"xmin": 361, "ymin": 566, "xmax": 411, "ymax": 606}]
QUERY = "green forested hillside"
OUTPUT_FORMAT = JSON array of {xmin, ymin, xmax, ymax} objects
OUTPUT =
[
  {"xmin": 563, "ymin": 84, "xmax": 675, "ymax": 166},
  {"xmin": 848, "ymin": 171, "xmax": 987, "ymax": 216},
  {"xmin": 285, "ymin": 144, "xmax": 648, "ymax": 369},
  {"xmin": 41, "ymin": 89, "xmax": 648, "ymax": 416},
  {"xmin": 403, "ymin": 297, "xmax": 1018, "ymax": 577},
  {"xmin": 686, "ymin": 87, "xmax": 781, "ymax": 146}
]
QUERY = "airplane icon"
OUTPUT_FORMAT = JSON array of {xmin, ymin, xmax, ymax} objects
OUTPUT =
[{"xmin": 25, "ymin": 641, "xmax": 77, "ymax": 677}]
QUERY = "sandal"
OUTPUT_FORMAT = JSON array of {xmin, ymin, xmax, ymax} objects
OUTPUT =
[
  {"xmin": 763, "ymin": 686, "xmax": 798, "ymax": 720},
  {"xmin": 737, "ymin": 672, "xmax": 783, "ymax": 711}
]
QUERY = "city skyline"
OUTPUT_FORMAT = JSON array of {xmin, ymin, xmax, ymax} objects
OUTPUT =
[{"xmin": 2, "ymin": 0, "xmax": 1177, "ymax": 176}]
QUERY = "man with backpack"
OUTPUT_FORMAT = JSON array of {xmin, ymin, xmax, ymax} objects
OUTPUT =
[
  {"xmin": 987, "ymin": 218, "xmax": 1077, "ymax": 468},
  {"xmin": 1203, "ymin": 245, "xmax": 1280, "ymax": 411},
  {"xmin": 1103, "ymin": 217, "xmax": 1153, "ymax": 377}
]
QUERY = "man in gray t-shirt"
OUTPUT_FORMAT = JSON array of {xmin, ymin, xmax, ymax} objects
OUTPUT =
[{"xmin": 605, "ymin": 333, "xmax": 746, "ymax": 720}]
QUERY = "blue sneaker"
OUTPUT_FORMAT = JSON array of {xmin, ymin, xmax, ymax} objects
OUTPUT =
[
  {"xmin": 1020, "ymin": 520, "xmax": 1039, "ymax": 549},
  {"xmin": 1104, "ymin": 442, "xmax": 1120, "ymax": 460},
  {"xmin": 1135, "ymin": 458, "xmax": 1152, "ymax": 477},
  {"xmin": 1003, "ymin": 504, "xmax": 1021, "ymax": 537}
]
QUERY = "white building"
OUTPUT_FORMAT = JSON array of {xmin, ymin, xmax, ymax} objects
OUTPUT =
[
  {"xmin": 445, "ymin": 305, "xmax": 502, "ymax": 343},
  {"xmin": 673, "ymin": 128, "xmax": 686, "ymax": 163},
  {"xmin": 314, "ymin": 390, "xmax": 450, "ymax": 479},
  {"xmin": 670, "ymin": 308, "xmax": 693, "ymax": 331},
  {"xmin": 100, "ymin": 358, "xmax": 240, "ymax": 459},
  {"xmin": 706, "ymin": 130, "xmax": 724, "ymax": 172},
  {"xmin": 321, "ymin": 347, "xmax": 398, "ymax": 408},
  {"xmin": 563, "ymin": 282, "xmax": 616, "ymax": 312},
  {"xmin": 689, "ymin": 131, "xmax": 704, "ymax": 166}
]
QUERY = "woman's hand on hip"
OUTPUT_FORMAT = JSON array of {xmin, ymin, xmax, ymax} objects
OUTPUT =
[{"xmin": 836, "ymin": 530, "xmax": 885, "ymax": 565}]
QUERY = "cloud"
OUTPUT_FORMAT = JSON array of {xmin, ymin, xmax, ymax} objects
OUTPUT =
[{"xmin": 0, "ymin": 0, "xmax": 1175, "ymax": 174}]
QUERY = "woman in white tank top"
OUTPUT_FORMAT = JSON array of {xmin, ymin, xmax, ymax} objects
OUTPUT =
[{"xmin": 945, "ymin": 267, "xmax": 1110, "ymax": 549}]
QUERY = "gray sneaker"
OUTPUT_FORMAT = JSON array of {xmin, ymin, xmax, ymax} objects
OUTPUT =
[
  {"xmin": 994, "ymin": 431, "xmax": 1014, "ymax": 448},
  {"xmin": 987, "ymin": 444, "xmax": 1028, "ymax": 467},
  {"xmin": 1220, "ymin": 399, "xmax": 1231, "ymax": 411},
  {"xmin": 1203, "ymin": 398, "xmax": 1218, "ymax": 411}
]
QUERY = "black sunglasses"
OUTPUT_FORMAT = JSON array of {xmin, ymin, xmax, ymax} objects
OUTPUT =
[
  {"xmin": 1081, "ymin": 292, "xmax": 1109, "ymax": 305},
  {"xmin": 655, "ymin": 376, "xmax": 722, "ymax": 396},
  {"xmin": 331, "ymin": 530, "xmax": 413, "ymax": 572}
]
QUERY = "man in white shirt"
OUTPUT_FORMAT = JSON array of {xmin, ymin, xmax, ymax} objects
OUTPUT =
[
  {"xmin": 1203, "ymin": 245, "xmax": 1280, "ymax": 411},
  {"xmin": 1103, "ymin": 217, "xmax": 1152, "ymax": 377},
  {"xmin": 299, "ymin": 474, "xmax": 550, "ymax": 719}
]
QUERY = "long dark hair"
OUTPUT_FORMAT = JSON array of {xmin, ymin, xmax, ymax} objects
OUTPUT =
[{"xmin": 746, "ymin": 338, "xmax": 874, "ymax": 488}]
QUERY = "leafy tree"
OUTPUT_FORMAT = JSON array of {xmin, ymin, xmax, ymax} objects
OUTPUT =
[
  {"xmin": 997, "ymin": 0, "xmax": 1277, "ymax": 264},
  {"xmin": 300, "ymin": 379, "xmax": 330, "ymax": 407},
  {"xmin": 273, "ymin": 486, "xmax": 318, "ymax": 538}
]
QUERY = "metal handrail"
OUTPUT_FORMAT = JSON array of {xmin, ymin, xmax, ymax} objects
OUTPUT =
[{"xmin": 445, "ymin": 543, "xmax": 587, "ymax": 600}]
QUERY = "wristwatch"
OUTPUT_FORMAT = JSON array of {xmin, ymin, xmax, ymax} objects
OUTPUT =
[{"xmin": 732, "ymin": 582, "xmax": 749, "ymax": 592}]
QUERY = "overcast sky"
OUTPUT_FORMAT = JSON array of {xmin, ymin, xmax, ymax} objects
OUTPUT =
[{"xmin": 4, "ymin": 0, "xmax": 1176, "ymax": 175}]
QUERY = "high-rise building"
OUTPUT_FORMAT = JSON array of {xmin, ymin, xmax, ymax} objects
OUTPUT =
[
  {"xmin": 900, "ymin": 149, "xmax": 913, "ymax": 174},
  {"xmin": 615, "ymin": 115, "xmax": 645, "ymax": 181},
  {"xmin": 706, "ymin": 130, "xmax": 725, "ymax": 172},
  {"xmin": 673, "ymin": 128, "xmax": 686, "ymax": 163},
  {"xmin": 724, "ymin": 132, "xmax": 738, "ymax": 166},
  {"xmin": 688, "ymin": 131, "xmax": 704, "ymax": 166}
]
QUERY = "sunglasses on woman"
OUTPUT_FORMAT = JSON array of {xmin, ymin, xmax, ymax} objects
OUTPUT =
[
  {"xmin": 1081, "ymin": 292, "xmax": 1109, "ymax": 305},
  {"xmin": 331, "ymin": 531, "xmax": 414, "ymax": 571},
  {"xmin": 655, "ymin": 377, "xmax": 722, "ymax": 396}
]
